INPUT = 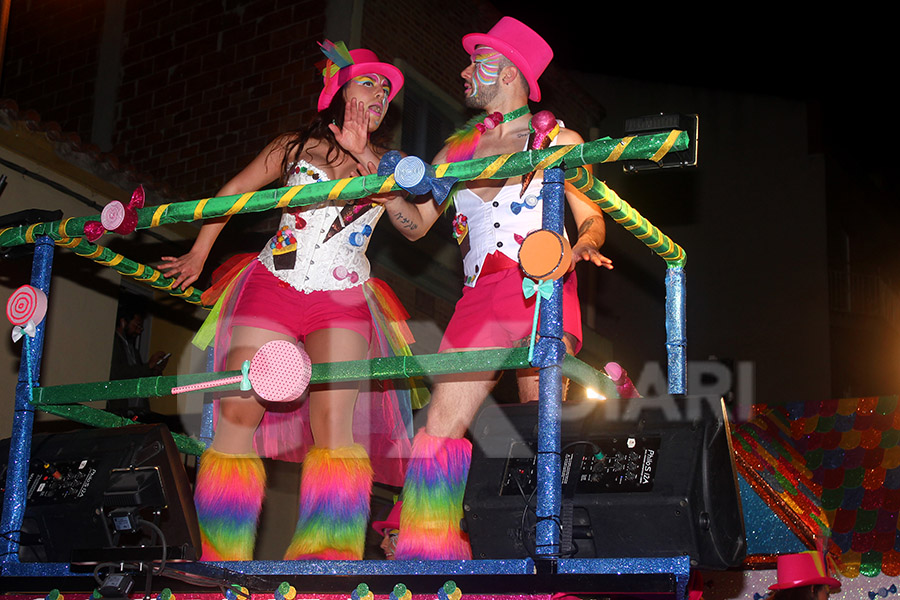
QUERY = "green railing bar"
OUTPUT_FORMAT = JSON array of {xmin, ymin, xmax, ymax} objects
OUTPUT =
[
  {"xmin": 30, "ymin": 348, "xmax": 537, "ymax": 404},
  {"xmin": 31, "ymin": 348, "xmax": 621, "ymax": 405},
  {"xmin": 0, "ymin": 131, "xmax": 689, "ymax": 249},
  {"xmin": 561, "ymin": 354, "xmax": 620, "ymax": 399},
  {"xmin": 54, "ymin": 236, "xmax": 206, "ymax": 305},
  {"xmin": 32, "ymin": 403, "xmax": 206, "ymax": 456},
  {"xmin": 565, "ymin": 167, "xmax": 686, "ymax": 267}
]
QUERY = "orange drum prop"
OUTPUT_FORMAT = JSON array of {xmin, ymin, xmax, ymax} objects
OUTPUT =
[{"xmin": 518, "ymin": 229, "xmax": 572, "ymax": 281}]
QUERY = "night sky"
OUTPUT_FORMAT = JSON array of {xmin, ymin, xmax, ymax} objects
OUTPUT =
[{"xmin": 489, "ymin": 3, "xmax": 895, "ymax": 195}]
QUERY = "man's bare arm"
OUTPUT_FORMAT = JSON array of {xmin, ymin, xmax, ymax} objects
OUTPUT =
[{"xmin": 557, "ymin": 128, "xmax": 614, "ymax": 270}]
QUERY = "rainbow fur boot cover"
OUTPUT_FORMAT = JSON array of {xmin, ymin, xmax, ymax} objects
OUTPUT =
[
  {"xmin": 284, "ymin": 444, "xmax": 374, "ymax": 560},
  {"xmin": 395, "ymin": 430, "xmax": 473, "ymax": 560},
  {"xmin": 194, "ymin": 447, "xmax": 266, "ymax": 561}
]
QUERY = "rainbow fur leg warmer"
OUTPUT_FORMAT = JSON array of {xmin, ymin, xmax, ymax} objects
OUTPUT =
[
  {"xmin": 395, "ymin": 430, "xmax": 473, "ymax": 560},
  {"xmin": 284, "ymin": 445, "xmax": 373, "ymax": 560},
  {"xmin": 194, "ymin": 447, "xmax": 266, "ymax": 561}
]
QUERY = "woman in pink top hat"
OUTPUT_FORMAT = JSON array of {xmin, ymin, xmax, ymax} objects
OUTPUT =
[
  {"xmin": 160, "ymin": 42, "xmax": 416, "ymax": 561},
  {"xmin": 767, "ymin": 551, "xmax": 840, "ymax": 599}
]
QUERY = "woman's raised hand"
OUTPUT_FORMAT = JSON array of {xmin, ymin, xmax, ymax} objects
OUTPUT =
[{"xmin": 329, "ymin": 98, "xmax": 370, "ymax": 156}]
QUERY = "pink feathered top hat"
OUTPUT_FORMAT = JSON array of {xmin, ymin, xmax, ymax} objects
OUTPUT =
[
  {"xmin": 768, "ymin": 551, "xmax": 841, "ymax": 590},
  {"xmin": 317, "ymin": 46, "xmax": 404, "ymax": 112},
  {"xmin": 462, "ymin": 16, "xmax": 553, "ymax": 102}
]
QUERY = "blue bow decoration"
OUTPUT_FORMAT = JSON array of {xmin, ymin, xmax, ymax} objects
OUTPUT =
[
  {"xmin": 511, "ymin": 193, "xmax": 540, "ymax": 215},
  {"xmin": 377, "ymin": 150, "xmax": 404, "ymax": 175},
  {"xmin": 378, "ymin": 152, "xmax": 458, "ymax": 205},
  {"xmin": 522, "ymin": 277, "xmax": 554, "ymax": 362},
  {"xmin": 870, "ymin": 585, "xmax": 899, "ymax": 599}
]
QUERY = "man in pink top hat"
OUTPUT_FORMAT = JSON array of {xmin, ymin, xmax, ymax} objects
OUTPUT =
[
  {"xmin": 767, "ymin": 551, "xmax": 840, "ymax": 599},
  {"xmin": 379, "ymin": 16, "xmax": 613, "ymax": 560}
]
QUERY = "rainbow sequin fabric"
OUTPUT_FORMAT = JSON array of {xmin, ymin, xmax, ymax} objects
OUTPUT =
[{"xmin": 733, "ymin": 396, "xmax": 900, "ymax": 578}]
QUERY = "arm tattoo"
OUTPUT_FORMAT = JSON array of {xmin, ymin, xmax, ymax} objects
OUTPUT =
[
  {"xmin": 577, "ymin": 216, "xmax": 598, "ymax": 238},
  {"xmin": 392, "ymin": 210, "xmax": 418, "ymax": 231}
]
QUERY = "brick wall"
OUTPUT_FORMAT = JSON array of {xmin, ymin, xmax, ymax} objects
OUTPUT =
[
  {"xmin": 2, "ymin": 0, "xmax": 327, "ymax": 200},
  {"xmin": 115, "ymin": 0, "xmax": 326, "ymax": 199},
  {"xmin": 2, "ymin": 0, "xmax": 601, "ymax": 200},
  {"xmin": 2, "ymin": 0, "xmax": 104, "ymax": 139},
  {"xmin": 362, "ymin": 0, "xmax": 603, "ymax": 136}
]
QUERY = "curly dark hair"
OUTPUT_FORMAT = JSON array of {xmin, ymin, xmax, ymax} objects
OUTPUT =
[{"xmin": 277, "ymin": 84, "xmax": 393, "ymax": 183}]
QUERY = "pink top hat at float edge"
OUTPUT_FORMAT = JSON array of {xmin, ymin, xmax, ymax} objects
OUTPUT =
[
  {"xmin": 371, "ymin": 501, "xmax": 402, "ymax": 534},
  {"xmin": 768, "ymin": 551, "xmax": 841, "ymax": 590},
  {"xmin": 317, "ymin": 47, "xmax": 404, "ymax": 111},
  {"xmin": 462, "ymin": 16, "xmax": 553, "ymax": 102}
]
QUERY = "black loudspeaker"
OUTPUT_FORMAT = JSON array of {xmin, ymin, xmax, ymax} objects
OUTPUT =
[
  {"xmin": 0, "ymin": 424, "xmax": 201, "ymax": 563},
  {"xmin": 463, "ymin": 396, "xmax": 746, "ymax": 569}
]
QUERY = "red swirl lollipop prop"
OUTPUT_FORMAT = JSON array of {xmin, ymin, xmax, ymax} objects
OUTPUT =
[{"xmin": 7, "ymin": 285, "xmax": 48, "ymax": 341}]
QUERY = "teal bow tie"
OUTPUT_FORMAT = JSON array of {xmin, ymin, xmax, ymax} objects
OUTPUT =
[
  {"xmin": 522, "ymin": 277, "xmax": 555, "ymax": 362},
  {"xmin": 522, "ymin": 277, "xmax": 553, "ymax": 301}
]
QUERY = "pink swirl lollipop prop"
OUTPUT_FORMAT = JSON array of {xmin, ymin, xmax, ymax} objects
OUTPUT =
[{"xmin": 7, "ymin": 285, "xmax": 48, "ymax": 341}]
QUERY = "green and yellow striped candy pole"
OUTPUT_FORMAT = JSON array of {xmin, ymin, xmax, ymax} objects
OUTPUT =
[
  {"xmin": 0, "ymin": 131, "xmax": 690, "ymax": 248},
  {"xmin": 565, "ymin": 167, "xmax": 686, "ymax": 267},
  {"xmin": 54, "ymin": 236, "xmax": 205, "ymax": 305}
]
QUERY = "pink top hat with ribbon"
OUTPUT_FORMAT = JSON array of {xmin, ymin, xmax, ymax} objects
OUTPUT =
[
  {"xmin": 317, "ymin": 45, "xmax": 404, "ymax": 111},
  {"xmin": 769, "ymin": 551, "xmax": 841, "ymax": 590},
  {"xmin": 371, "ymin": 501, "xmax": 402, "ymax": 534},
  {"xmin": 462, "ymin": 16, "xmax": 553, "ymax": 102}
]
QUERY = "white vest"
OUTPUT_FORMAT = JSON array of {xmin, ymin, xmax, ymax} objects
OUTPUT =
[{"xmin": 257, "ymin": 160, "xmax": 383, "ymax": 292}]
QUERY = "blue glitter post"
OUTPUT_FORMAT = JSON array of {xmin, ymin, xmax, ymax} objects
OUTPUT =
[
  {"xmin": 534, "ymin": 166, "xmax": 566, "ymax": 558},
  {"xmin": 199, "ymin": 347, "xmax": 216, "ymax": 448},
  {"xmin": 665, "ymin": 266, "xmax": 686, "ymax": 394},
  {"xmin": 1, "ymin": 235, "xmax": 54, "ymax": 565}
]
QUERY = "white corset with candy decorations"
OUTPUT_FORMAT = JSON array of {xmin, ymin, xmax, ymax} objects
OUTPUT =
[{"xmin": 257, "ymin": 160, "xmax": 383, "ymax": 292}]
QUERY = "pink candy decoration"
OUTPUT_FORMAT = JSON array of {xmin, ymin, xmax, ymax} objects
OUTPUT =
[
  {"xmin": 85, "ymin": 185, "xmax": 145, "ymax": 242},
  {"xmin": 83, "ymin": 221, "xmax": 106, "ymax": 242},
  {"xmin": 530, "ymin": 110, "xmax": 556, "ymax": 148},
  {"xmin": 6, "ymin": 285, "xmax": 47, "ymax": 327},
  {"xmin": 333, "ymin": 266, "xmax": 359, "ymax": 283},
  {"xmin": 475, "ymin": 112, "xmax": 503, "ymax": 134},
  {"xmin": 248, "ymin": 340, "xmax": 312, "ymax": 402},
  {"xmin": 605, "ymin": 361, "xmax": 641, "ymax": 399}
]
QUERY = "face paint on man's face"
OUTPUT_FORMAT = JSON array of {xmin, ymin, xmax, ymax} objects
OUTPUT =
[{"xmin": 470, "ymin": 47, "xmax": 501, "ymax": 99}]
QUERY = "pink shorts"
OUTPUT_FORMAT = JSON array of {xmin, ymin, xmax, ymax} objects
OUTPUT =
[
  {"xmin": 231, "ymin": 262, "xmax": 372, "ymax": 343},
  {"xmin": 439, "ymin": 266, "xmax": 582, "ymax": 353}
]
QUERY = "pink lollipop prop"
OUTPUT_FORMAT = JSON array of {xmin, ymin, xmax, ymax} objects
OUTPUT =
[
  {"xmin": 521, "ymin": 110, "xmax": 559, "ymax": 197},
  {"xmin": 8, "ymin": 285, "xmax": 48, "ymax": 342},
  {"xmin": 249, "ymin": 340, "xmax": 312, "ymax": 402},
  {"xmin": 7, "ymin": 284, "xmax": 47, "ymax": 325},
  {"xmin": 171, "ymin": 340, "xmax": 312, "ymax": 402}
]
